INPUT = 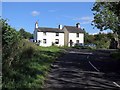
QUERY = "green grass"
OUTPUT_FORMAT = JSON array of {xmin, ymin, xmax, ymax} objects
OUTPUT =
[
  {"xmin": 0, "ymin": 76, "xmax": 2, "ymax": 89},
  {"xmin": 38, "ymin": 46, "xmax": 61, "ymax": 52},
  {"xmin": 3, "ymin": 40, "xmax": 62, "ymax": 89},
  {"xmin": 73, "ymin": 45, "xmax": 96, "ymax": 50}
]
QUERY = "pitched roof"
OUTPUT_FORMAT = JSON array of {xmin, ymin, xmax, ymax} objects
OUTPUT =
[
  {"xmin": 36, "ymin": 27, "xmax": 64, "ymax": 33},
  {"xmin": 64, "ymin": 26, "xmax": 84, "ymax": 33}
]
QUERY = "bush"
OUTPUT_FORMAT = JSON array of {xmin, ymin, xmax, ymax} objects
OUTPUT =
[
  {"xmin": 1, "ymin": 18, "xmax": 62, "ymax": 88},
  {"xmin": 3, "ymin": 40, "xmax": 61, "ymax": 88},
  {"xmin": 73, "ymin": 44, "xmax": 93, "ymax": 50},
  {"xmin": 110, "ymin": 52, "xmax": 120, "ymax": 60}
]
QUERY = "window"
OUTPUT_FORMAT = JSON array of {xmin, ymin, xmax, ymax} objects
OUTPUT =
[
  {"xmin": 55, "ymin": 39, "xmax": 59, "ymax": 44},
  {"xmin": 56, "ymin": 33, "xmax": 59, "ymax": 36},
  {"xmin": 76, "ymin": 33, "xmax": 79, "ymax": 37},
  {"xmin": 76, "ymin": 40, "xmax": 79, "ymax": 44},
  {"xmin": 43, "ymin": 39, "xmax": 47, "ymax": 44},
  {"xmin": 43, "ymin": 32, "xmax": 46, "ymax": 35},
  {"xmin": 38, "ymin": 40, "xmax": 41, "ymax": 43}
]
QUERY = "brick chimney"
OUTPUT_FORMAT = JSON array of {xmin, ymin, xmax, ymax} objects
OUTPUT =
[{"xmin": 76, "ymin": 23, "xmax": 80, "ymax": 28}]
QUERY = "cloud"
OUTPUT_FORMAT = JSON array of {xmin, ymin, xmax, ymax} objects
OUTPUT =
[
  {"xmin": 89, "ymin": 33, "xmax": 98, "ymax": 35},
  {"xmin": 62, "ymin": 15, "xmax": 73, "ymax": 18},
  {"xmin": 81, "ymin": 16, "xmax": 93, "ymax": 21},
  {"xmin": 62, "ymin": 15, "xmax": 93, "ymax": 25},
  {"xmin": 81, "ymin": 21, "xmax": 91, "ymax": 24},
  {"xmin": 48, "ymin": 10, "xmax": 56, "ymax": 12},
  {"xmin": 73, "ymin": 16, "xmax": 92, "ymax": 21},
  {"xmin": 31, "ymin": 11, "xmax": 40, "ymax": 16},
  {"xmin": 73, "ymin": 16, "xmax": 93, "ymax": 25},
  {"xmin": 73, "ymin": 16, "xmax": 93, "ymax": 21}
]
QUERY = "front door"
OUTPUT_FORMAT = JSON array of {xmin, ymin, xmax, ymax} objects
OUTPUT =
[{"xmin": 70, "ymin": 40, "xmax": 73, "ymax": 47}]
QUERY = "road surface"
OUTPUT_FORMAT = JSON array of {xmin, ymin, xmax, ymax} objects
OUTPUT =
[{"xmin": 44, "ymin": 48, "xmax": 120, "ymax": 89}]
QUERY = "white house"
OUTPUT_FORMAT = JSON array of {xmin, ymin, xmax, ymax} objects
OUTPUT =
[{"xmin": 33, "ymin": 22, "xmax": 84, "ymax": 47}]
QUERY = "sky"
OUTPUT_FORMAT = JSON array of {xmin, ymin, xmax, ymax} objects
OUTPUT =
[{"xmin": 2, "ymin": 2, "xmax": 102, "ymax": 34}]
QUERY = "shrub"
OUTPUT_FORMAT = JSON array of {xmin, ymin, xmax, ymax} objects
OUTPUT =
[
  {"xmin": 110, "ymin": 52, "xmax": 120, "ymax": 60},
  {"xmin": 1, "ymin": 18, "xmax": 61, "ymax": 88}
]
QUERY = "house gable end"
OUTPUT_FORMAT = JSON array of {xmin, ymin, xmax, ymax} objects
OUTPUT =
[{"xmin": 64, "ymin": 26, "xmax": 84, "ymax": 33}]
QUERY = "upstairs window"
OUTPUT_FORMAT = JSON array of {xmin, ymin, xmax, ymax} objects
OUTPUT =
[
  {"xmin": 43, "ymin": 32, "xmax": 46, "ymax": 35},
  {"xmin": 55, "ymin": 39, "xmax": 59, "ymax": 44},
  {"xmin": 56, "ymin": 33, "xmax": 59, "ymax": 36},
  {"xmin": 43, "ymin": 39, "xmax": 47, "ymax": 44},
  {"xmin": 76, "ymin": 33, "xmax": 79, "ymax": 37},
  {"xmin": 76, "ymin": 40, "xmax": 79, "ymax": 44}
]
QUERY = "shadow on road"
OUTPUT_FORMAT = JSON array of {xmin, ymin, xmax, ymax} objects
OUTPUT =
[{"xmin": 44, "ymin": 49, "xmax": 120, "ymax": 89}]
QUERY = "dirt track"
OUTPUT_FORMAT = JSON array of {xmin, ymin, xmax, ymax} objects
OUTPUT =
[{"xmin": 44, "ymin": 49, "xmax": 120, "ymax": 89}]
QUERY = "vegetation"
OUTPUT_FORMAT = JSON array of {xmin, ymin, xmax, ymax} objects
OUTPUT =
[
  {"xmin": 84, "ymin": 29, "xmax": 94, "ymax": 44},
  {"xmin": 110, "ymin": 51, "xmax": 120, "ymax": 60},
  {"xmin": 1, "ymin": 2, "xmax": 120, "ymax": 87},
  {"xmin": 19, "ymin": 28, "xmax": 33, "ymax": 39},
  {"xmin": 94, "ymin": 33, "xmax": 113, "ymax": 49},
  {"xmin": 84, "ymin": 28, "xmax": 114, "ymax": 49},
  {"xmin": 92, "ymin": 2, "xmax": 120, "ymax": 48},
  {"xmin": 73, "ymin": 45, "xmax": 92, "ymax": 50},
  {"xmin": 1, "ymin": 18, "xmax": 61, "ymax": 88},
  {"xmin": 0, "ymin": 19, "xmax": 2, "ymax": 89}
]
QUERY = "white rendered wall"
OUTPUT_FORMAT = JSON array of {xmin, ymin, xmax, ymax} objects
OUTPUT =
[
  {"xmin": 68, "ymin": 33, "xmax": 84, "ymax": 46},
  {"xmin": 37, "ymin": 32, "xmax": 64, "ymax": 47}
]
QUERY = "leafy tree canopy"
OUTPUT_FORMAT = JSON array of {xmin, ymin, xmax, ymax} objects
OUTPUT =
[
  {"xmin": 92, "ymin": 2, "xmax": 120, "ymax": 35},
  {"xmin": 19, "ymin": 28, "xmax": 33, "ymax": 39}
]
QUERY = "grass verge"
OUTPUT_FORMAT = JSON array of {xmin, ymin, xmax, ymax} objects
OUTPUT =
[{"xmin": 3, "ymin": 40, "xmax": 62, "ymax": 89}]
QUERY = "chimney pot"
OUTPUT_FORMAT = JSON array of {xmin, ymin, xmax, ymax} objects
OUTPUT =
[
  {"xmin": 35, "ymin": 21, "xmax": 38, "ymax": 28},
  {"xmin": 76, "ymin": 23, "xmax": 80, "ymax": 28},
  {"xmin": 58, "ymin": 25, "xmax": 62, "ymax": 30}
]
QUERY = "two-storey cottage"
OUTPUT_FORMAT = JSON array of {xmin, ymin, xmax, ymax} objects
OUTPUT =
[{"xmin": 33, "ymin": 22, "xmax": 84, "ymax": 47}]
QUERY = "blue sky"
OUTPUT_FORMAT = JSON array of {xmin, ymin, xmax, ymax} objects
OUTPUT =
[{"xmin": 2, "ymin": 2, "xmax": 100, "ymax": 34}]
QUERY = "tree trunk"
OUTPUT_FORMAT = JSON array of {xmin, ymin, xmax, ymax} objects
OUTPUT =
[
  {"xmin": 118, "ymin": 39, "xmax": 120, "ymax": 48},
  {"xmin": 114, "ymin": 32, "xmax": 120, "ymax": 49}
]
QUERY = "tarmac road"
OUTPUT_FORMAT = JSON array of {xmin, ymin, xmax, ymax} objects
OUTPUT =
[{"xmin": 44, "ymin": 48, "xmax": 120, "ymax": 89}]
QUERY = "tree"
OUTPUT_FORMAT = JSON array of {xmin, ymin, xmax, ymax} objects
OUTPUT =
[
  {"xmin": 92, "ymin": 2, "xmax": 120, "ymax": 48},
  {"xmin": 1, "ymin": 18, "xmax": 22, "ymax": 87},
  {"xmin": 19, "ymin": 28, "xmax": 33, "ymax": 39},
  {"xmin": 1, "ymin": 18, "xmax": 21, "ymax": 67},
  {"xmin": 83, "ymin": 28, "xmax": 94, "ymax": 44},
  {"xmin": 94, "ymin": 33, "xmax": 110, "ymax": 48}
]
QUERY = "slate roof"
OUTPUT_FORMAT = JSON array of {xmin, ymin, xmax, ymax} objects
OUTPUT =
[
  {"xmin": 36, "ymin": 27, "xmax": 64, "ymax": 33},
  {"xmin": 36, "ymin": 26, "xmax": 84, "ymax": 33},
  {"xmin": 64, "ymin": 26, "xmax": 84, "ymax": 33}
]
